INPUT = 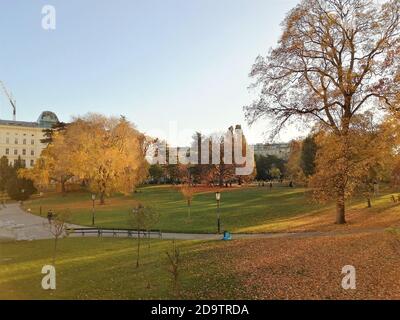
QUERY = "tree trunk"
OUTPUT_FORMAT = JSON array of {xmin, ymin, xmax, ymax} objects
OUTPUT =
[
  {"xmin": 53, "ymin": 237, "xmax": 58, "ymax": 265},
  {"xmin": 335, "ymin": 128, "xmax": 349, "ymax": 225},
  {"xmin": 61, "ymin": 179, "xmax": 66, "ymax": 196},
  {"xmin": 367, "ymin": 198, "xmax": 372, "ymax": 208},
  {"xmin": 100, "ymin": 191, "xmax": 105, "ymax": 205},
  {"xmin": 336, "ymin": 196, "xmax": 346, "ymax": 224}
]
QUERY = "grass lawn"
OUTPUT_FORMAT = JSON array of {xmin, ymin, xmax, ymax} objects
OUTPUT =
[
  {"xmin": 0, "ymin": 237, "xmax": 242, "ymax": 300},
  {"xmin": 23, "ymin": 185, "xmax": 400, "ymax": 233},
  {"xmin": 23, "ymin": 185, "xmax": 328, "ymax": 233}
]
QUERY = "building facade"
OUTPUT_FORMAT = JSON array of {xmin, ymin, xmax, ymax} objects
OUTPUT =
[
  {"xmin": 252, "ymin": 143, "xmax": 291, "ymax": 160},
  {"xmin": 0, "ymin": 111, "xmax": 59, "ymax": 168}
]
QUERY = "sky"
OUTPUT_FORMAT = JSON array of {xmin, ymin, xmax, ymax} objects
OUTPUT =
[{"xmin": 0, "ymin": 0, "xmax": 302, "ymax": 146}]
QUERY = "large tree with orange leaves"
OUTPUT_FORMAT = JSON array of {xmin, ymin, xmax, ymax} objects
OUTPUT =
[
  {"xmin": 66, "ymin": 114, "xmax": 149, "ymax": 204},
  {"xmin": 245, "ymin": 0, "xmax": 400, "ymax": 224}
]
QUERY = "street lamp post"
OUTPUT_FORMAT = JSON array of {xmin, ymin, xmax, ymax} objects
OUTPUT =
[
  {"xmin": 21, "ymin": 189, "xmax": 25, "ymax": 205},
  {"xmin": 215, "ymin": 191, "xmax": 221, "ymax": 234},
  {"xmin": 91, "ymin": 194, "xmax": 96, "ymax": 226},
  {"xmin": 39, "ymin": 192, "xmax": 43, "ymax": 216}
]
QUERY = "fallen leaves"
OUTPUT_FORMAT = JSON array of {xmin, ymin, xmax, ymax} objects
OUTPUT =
[{"xmin": 185, "ymin": 231, "xmax": 400, "ymax": 299}]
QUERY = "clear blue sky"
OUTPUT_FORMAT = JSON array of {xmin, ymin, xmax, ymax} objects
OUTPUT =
[{"xmin": 0, "ymin": 0, "xmax": 300, "ymax": 145}]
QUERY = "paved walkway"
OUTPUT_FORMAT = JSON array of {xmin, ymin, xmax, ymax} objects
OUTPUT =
[
  {"xmin": 0, "ymin": 203, "xmax": 53, "ymax": 240},
  {"xmin": 0, "ymin": 203, "xmax": 82, "ymax": 241},
  {"xmin": 0, "ymin": 203, "xmax": 388, "ymax": 242}
]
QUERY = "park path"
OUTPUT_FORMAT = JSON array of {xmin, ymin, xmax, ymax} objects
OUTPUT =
[
  {"xmin": 0, "ymin": 203, "xmax": 81, "ymax": 241},
  {"xmin": 0, "ymin": 203, "xmax": 387, "ymax": 242},
  {"xmin": 0, "ymin": 203, "xmax": 53, "ymax": 240}
]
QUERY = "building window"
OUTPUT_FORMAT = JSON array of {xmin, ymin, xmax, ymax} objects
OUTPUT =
[
  {"xmin": 31, "ymin": 150, "xmax": 35, "ymax": 156},
  {"xmin": 14, "ymin": 149, "xmax": 17, "ymax": 155},
  {"xmin": 30, "ymin": 160, "xmax": 34, "ymax": 167},
  {"xmin": 5, "ymin": 148, "xmax": 9, "ymax": 155},
  {"xmin": 23, "ymin": 139, "xmax": 26, "ymax": 145},
  {"xmin": 14, "ymin": 138, "xmax": 18, "ymax": 144},
  {"xmin": 6, "ymin": 137, "xmax": 9, "ymax": 144},
  {"xmin": 31, "ymin": 139, "xmax": 35, "ymax": 145},
  {"xmin": 22, "ymin": 149, "xmax": 26, "ymax": 156}
]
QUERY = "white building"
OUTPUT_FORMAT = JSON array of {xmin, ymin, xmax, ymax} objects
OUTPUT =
[
  {"xmin": 252, "ymin": 143, "xmax": 291, "ymax": 160},
  {"xmin": 0, "ymin": 111, "xmax": 59, "ymax": 168}
]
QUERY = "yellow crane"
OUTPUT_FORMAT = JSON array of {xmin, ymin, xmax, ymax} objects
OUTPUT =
[{"xmin": 0, "ymin": 80, "xmax": 16, "ymax": 121}]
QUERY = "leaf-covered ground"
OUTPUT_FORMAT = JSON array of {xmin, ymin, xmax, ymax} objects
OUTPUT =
[{"xmin": 185, "ymin": 231, "xmax": 400, "ymax": 299}]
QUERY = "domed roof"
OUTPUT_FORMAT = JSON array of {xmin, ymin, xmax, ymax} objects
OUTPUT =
[{"xmin": 37, "ymin": 111, "xmax": 59, "ymax": 128}]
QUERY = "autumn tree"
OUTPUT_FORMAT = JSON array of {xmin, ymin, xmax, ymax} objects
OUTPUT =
[
  {"xmin": 392, "ymin": 162, "xmax": 400, "ymax": 190},
  {"xmin": 310, "ymin": 113, "xmax": 396, "ymax": 209},
  {"xmin": 286, "ymin": 140, "xmax": 307, "ymax": 184},
  {"xmin": 245, "ymin": 0, "xmax": 400, "ymax": 224},
  {"xmin": 66, "ymin": 114, "xmax": 149, "ymax": 204},
  {"xmin": 381, "ymin": 113, "xmax": 400, "ymax": 189},
  {"xmin": 180, "ymin": 185, "xmax": 194, "ymax": 219}
]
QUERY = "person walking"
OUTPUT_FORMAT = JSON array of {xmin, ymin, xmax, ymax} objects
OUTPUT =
[{"xmin": 47, "ymin": 210, "xmax": 54, "ymax": 224}]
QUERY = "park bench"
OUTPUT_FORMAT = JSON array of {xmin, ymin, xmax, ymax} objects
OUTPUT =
[{"xmin": 66, "ymin": 227, "xmax": 162, "ymax": 239}]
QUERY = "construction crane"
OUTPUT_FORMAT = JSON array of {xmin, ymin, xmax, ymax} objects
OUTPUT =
[{"xmin": 0, "ymin": 80, "xmax": 16, "ymax": 121}]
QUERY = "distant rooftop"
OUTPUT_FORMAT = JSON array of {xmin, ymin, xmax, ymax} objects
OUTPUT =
[{"xmin": 0, "ymin": 111, "xmax": 59, "ymax": 129}]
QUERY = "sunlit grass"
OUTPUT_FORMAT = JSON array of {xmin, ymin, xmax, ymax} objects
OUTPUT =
[
  {"xmin": 23, "ymin": 185, "xmax": 400, "ymax": 233},
  {"xmin": 0, "ymin": 237, "xmax": 238, "ymax": 300}
]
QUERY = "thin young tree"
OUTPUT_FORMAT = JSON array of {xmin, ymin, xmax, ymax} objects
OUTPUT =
[
  {"xmin": 130, "ymin": 204, "xmax": 158, "ymax": 268},
  {"xmin": 180, "ymin": 185, "xmax": 194, "ymax": 220},
  {"xmin": 46, "ymin": 210, "xmax": 70, "ymax": 265},
  {"xmin": 245, "ymin": 0, "xmax": 400, "ymax": 224},
  {"xmin": 166, "ymin": 240, "xmax": 181, "ymax": 298}
]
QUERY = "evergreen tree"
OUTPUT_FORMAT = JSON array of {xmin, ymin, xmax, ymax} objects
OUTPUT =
[
  {"xmin": 300, "ymin": 136, "xmax": 317, "ymax": 177},
  {"xmin": 5, "ymin": 157, "xmax": 36, "ymax": 201},
  {"xmin": 0, "ymin": 156, "xmax": 12, "ymax": 192}
]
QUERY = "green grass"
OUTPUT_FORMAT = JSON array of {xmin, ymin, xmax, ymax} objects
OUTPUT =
[
  {"xmin": 24, "ymin": 185, "xmax": 398, "ymax": 233},
  {"xmin": 0, "ymin": 237, "xmax": 241, "ymax": 300},
  {"xmin": 24, "ymin": 185, "xmax": 328, "ymax": 233}
]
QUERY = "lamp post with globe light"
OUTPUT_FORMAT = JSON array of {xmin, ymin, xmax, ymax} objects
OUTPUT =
[
  {"xmin": 215, "ymin": 191, "xmax": 221, "ymax": 234},
  {"xmin": 91, "ymin": 194, "xmax": 96, "ymax": 226}
]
